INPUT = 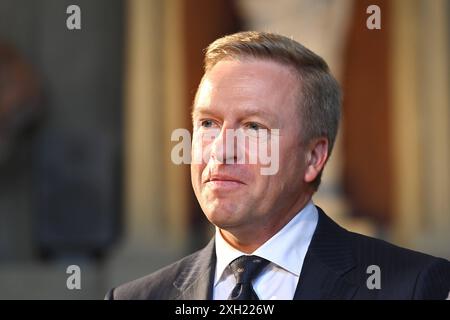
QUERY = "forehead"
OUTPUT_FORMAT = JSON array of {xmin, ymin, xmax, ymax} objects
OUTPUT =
[{"xmin": 193, "ymin": 59, "xmax": 299, "ymax": 112}]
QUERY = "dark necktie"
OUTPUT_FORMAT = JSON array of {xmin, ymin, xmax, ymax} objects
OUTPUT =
[{"xmin": 228, "ymin": 255, "xmax": 270, "ymax": 300}]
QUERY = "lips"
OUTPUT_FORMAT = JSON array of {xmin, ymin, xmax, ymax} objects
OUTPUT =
[
  {"xmin": 206, "ymin": 174, "xmax": 245, "ymax": 184},
  {"xmin": 204, "ymin": 173, "xmax": 246, "ymax": 191}
]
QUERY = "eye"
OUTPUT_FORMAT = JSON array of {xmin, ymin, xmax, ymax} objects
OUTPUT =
[
  {"xmin": 201, "ymin": 119, "xmax": 214, "ymax": 128},
  {"xmin": 245, "ymin": 122, "xmax": 262, "ymax": 131}
]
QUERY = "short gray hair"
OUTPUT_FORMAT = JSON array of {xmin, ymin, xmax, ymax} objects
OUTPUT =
[{"xmin": 203, "ymin": 31, "xmax": 341, "ymax": 190}]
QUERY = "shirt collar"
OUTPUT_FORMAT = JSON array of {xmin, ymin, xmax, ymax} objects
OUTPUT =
[{"xmin": 214, "ymin": 200, "xmax": 318, "ymax": 285}]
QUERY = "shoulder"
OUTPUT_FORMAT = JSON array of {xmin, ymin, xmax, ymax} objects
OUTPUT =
[
  {"xmin": 314, "ymin": 207, "xmax": 450, "ymax": 299},
  {"xmin": 105, "ymin": 246, "xmax": 209, "ymax": 300},
  {"xmin": 347, "ymin": 229, "xmax": 450, "ymax": 299},
  {"xmin": 348, "ymin": 229, "xmax": 440, "ymax": 264},
  {"xmin": 316, "ymin": 205, "xmax": 449, "ymax": 271}
]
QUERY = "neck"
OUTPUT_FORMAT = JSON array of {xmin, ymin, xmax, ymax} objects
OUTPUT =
[{"xmin": 219, "ymin": 194, "xmax": 312, "ymax": 254}]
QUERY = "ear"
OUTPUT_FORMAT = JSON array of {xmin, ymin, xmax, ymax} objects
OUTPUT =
[{"xmin": 304, "ymin": 138, "xmax": 329, "ymax": 183}]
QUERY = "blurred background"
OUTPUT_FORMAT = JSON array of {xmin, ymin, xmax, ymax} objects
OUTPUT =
[{"xmin": 0, "ymin": 0, "xmax": 448, "ymax": 299}]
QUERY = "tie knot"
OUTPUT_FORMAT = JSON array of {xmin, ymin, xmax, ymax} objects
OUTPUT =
[{"xmin": 229, "ymin": 255, "xmax": 269, "ymax": 284}]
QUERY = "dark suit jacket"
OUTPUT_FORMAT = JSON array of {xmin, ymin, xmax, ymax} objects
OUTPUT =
[{"xmin": 106, "ymin": 207, "xmax": 450, "ymax": 299}]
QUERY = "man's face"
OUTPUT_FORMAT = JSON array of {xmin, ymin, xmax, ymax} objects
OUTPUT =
[{"xmin": 191, "ymin": 59, "xmax": 310, "ymax": 236}]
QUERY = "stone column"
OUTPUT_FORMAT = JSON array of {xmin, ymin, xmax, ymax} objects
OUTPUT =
[
  {"xmin": 391, "ymin": 0, "xmax": 450, "ymax": 258},
  {"xmin": 108, "ymin": 0, "xmax": 191, "ymax": 288},
  {"xmin": 122, "ymin": 0, "xmax": 166, "ymax": 253}
]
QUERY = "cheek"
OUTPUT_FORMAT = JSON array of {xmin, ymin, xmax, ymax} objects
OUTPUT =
[
  {"xmin": 277, "ymin": 141, "xmax": 305, "ymax": 182},
  {"xmin": 192, "ymin": 131, "xmax": 214, "ymax": 165},
  {"xmin": 191, "ymin": 163, "xmax": 204, "ymax": 184}
]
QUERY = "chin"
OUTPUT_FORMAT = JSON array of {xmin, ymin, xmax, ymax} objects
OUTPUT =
[{"xmin": 203, "ymin": 207, "xmax": 241, "ymax": 228}]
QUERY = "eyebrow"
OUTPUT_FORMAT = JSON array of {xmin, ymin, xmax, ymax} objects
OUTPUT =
[
  {"xmin": 191, "ymin": 107, "xmax": 214, "ymax": 120},
  {"xmin": 192, "ymin": 106, "xmax": 279, "ymax": 124}
]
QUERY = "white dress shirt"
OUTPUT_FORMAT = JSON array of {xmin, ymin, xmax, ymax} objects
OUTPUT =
[{"xmin": 213, "ymin": 200, "xmax": 318, "ymax": 300}]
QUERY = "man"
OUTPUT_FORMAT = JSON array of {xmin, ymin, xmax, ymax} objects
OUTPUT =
[{"xmin": 106, "ymin": 31, "xmax": 450, "ymax": 300}]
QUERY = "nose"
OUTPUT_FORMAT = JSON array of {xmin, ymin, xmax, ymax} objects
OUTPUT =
[{"xmin": 209, "ymin": 127, "xmax": 240, "ymax": 164}]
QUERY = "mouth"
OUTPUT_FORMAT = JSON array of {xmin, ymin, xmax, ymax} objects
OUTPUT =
[
  {"xmin": 204, "ymin": 174, "xmax": 245, "ymax": 190},
  {"xmin": 206, "ymin": 174, "xmax": 245, "ymax": 184}
]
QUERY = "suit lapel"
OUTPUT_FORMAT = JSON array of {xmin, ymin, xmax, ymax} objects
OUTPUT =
[
  {"xmin": 173, "ymin": 238, "xmax": 216, "ymax": 299},
  {"xmin": 294, "ymin": 207, "xmax": 359, "ymax": 299},
  {"xmin": 172, "ymin": 207, "xmax": 360, "ymax": 300}
]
